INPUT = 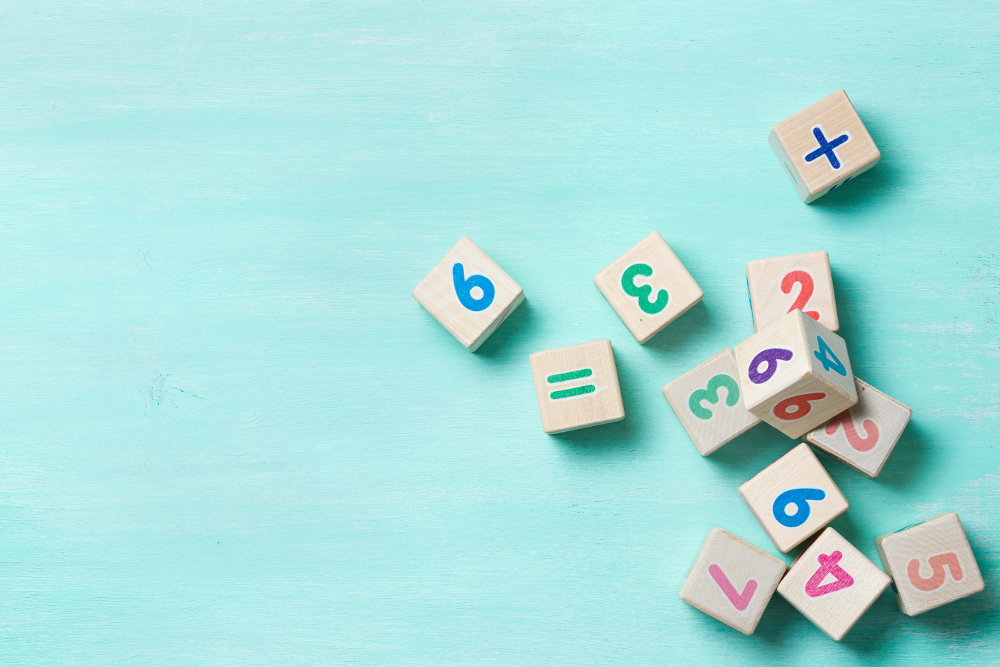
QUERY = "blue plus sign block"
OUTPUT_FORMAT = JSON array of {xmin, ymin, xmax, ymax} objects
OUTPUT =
[{"xmin": 804, "ymin": 126, "xmax": 850, "ymax": 169}]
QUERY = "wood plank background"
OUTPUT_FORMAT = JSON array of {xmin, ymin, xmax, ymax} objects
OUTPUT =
[{"xmin": 1, "ymin": 1, "xmax": 998, "ymax": 664}]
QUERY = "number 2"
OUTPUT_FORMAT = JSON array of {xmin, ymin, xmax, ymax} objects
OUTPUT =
[
  {"xmin": 825, "ymin": 410, "xmax": 879, "ymax": 452},
  {"xmin": 688, "ymin": 374, "xmax": 740, "ymax": 420},
  {"xmin": 782, "ymin": 270, "xmax": 819, "ymax": 321}
]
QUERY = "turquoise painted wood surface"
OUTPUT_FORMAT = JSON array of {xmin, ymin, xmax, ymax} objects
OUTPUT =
[{"xmin": 1, "ymin": 1, "xmax": 998, "ymax": 664}]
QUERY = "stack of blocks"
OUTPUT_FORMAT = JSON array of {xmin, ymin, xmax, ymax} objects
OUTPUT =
[{"xmin": 411, "ymin": 90, "xmax": 983, "ymax": 643}]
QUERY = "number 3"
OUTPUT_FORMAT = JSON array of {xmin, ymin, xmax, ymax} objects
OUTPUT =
[
  {"xmin": 688, "ymin": 374, "xmax": 740, "ymax": 420},
  {"xmin": 621, "ymin": 263, "xmax": 669, "ymax": 314}
]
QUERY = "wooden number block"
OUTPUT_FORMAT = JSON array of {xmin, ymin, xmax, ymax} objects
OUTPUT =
[
  {"xmin": 777, "ymin": 527, "xmax": 890, "ymax": 641},
  {"xmin": 412, "ymin": 237, "xmax": 525, "ymax": 352},
  {"xmin": 739, "ymin": 443, "xmax": 848, "ymax": 553},
  {"xmin": 663, "ymin": 349, "xmax": 761, "ymax": 456},
  {"xmin": 805, "ymin": 377, "xmax": 912, "ymax": 478},
  {"xmin": 734, "ymin": 309, "xmax": 857, "ymax": 439},
  {"xmin": 745, "ymin": 251, "xmax": 839, "ymax": 333},
  {"xmin": 769, "ymin": 89, "xmax": 881, "ymax": 204},
  {"xmin": 529, "ymin": 339, "xmax": 625, "ymax": 434},
  {"xmin": 679, "ymin": 527, "xmax": 787, "ymax": 635},
  {"xmin": 593, "ymin": 232, "xmax": 703, "ymax": 343},
  {"xmin": 875, "ymin": 513, "xmax": 985, "ymax": 616}
]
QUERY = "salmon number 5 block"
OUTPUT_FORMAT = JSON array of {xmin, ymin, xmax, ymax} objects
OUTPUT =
[
  {"xmin": 593, "ymin": 232, "xmax": 703, "ymax": 343},
  {"xmin": 412, "ymin": 237, "xmax": 525, "ymax": 352},
  {"xmin": 734, "ymin": 309, "xmax": 857, "ymax": 439},
  {"xmin": 875, "ymin": 513, "xmax": 985, "ymax": 616},
  {"xmin": 768, "ymin": 90, "xmax": 881, "ymax": 204}
]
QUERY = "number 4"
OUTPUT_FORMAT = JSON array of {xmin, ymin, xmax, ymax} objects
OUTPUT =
[{"xmin": 813, "ymin": 336, "xmax": 846, "ymax": 376}]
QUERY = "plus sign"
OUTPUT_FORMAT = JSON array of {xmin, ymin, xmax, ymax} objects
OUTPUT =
[{"xmin": 804, "ymin": 126, "xmax": 850, "ymax": 170}]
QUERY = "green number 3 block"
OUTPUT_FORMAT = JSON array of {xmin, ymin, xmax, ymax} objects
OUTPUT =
[
  {"xmin": 688, "ymin": 374, "xmax": 740, "ymax": 420},
  {"xmin": 621, "ymin": 263, "xmax": 669, "ymax": 315}
]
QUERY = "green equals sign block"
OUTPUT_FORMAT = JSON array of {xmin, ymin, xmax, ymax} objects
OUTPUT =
[{"xmin": 547, "ymin": 368, "xmax": 595, "ymax": 400}]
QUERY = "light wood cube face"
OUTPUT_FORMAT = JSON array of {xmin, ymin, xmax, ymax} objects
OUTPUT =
[
  {"xmin": 745, "ymin": 251, "xmax": 838, "ymax": 333},
  {"xmin": 875, "ymin": 513, "xmax": 984, "ymax": 616},
  {"xmin": 805, "ymin": 377, "xmax": 912, "ymax": 478},
  {"xmin": 739, "ymin": 443, "xmax": 849, "ymax": 553},
  {"xmin": 734, "ymin": 310, "xmax": 857, "ymax": 439},
  {"xmin": 663, "ymin": 349, "xmax": 761, "ymax": 456},
  {"xmin": 411, "ymin": 237, "xmax": 525, "ymax": 352},
  {"xmin": 777, "ymin": 528, "xmax": 890, "ymax": 641},
  {"xmin": 679, "ymin": 527, "xmax": 787, "ymax": 635},
  {"xmin": 529, "ymin": 339, "xmax": 625, "ymax": 434},
  {"xmin": 593, "ymin": 232, "xmax": 703, "ymax": 343},
  {"xmin": 768, "ymin": 90, "xmax": 881, "ymax": 204}
]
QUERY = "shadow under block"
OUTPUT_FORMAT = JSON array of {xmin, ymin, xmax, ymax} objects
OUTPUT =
[
  {"xmin": 777, "ymin": 527, "xmax": 890, "ymax": 641},
  {"xmin": 768, "ymin": 89, "xmax": 881, "ymax": 204},
  {"xmin": 679, "ymin": 527, "xmax": 787, "ymax": 635},
  {"xmin": 875, "ymin": 513, "xmax": 984, "ymax": 616},
  {"xmin": 593, "ymin": 231, "xmax": 703, "ymax": 343},
  {"xmin": 529, "ymin": 339, "xmax": 625, "ymax": 434},
  {"xmin": 746, "ymin": 251, "xmax": 839, "ymax": 333},
  {"xmin": 734, "ymin": 309, "xmax": 857, "ymax": 439},
  {"xmin": 411, "ymin": 236, "xmax": 525, "ymax": 352},
  {"xmin": 805, "ymin": 377, "xmax": 912, "ymax": 478},
  {"xmin": 663, "ymin": 349, "xmax": 761, "ymax": 456},
  {"xmin": 739, "ymin": 443, "xmax": 848, "ymax": 553}
]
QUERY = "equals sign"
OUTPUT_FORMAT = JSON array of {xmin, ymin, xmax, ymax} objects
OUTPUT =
[{"xmin": 547, "ymin": 368, "xmax": 595, "ymax": 400}]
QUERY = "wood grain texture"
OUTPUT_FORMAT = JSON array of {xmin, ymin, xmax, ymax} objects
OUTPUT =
[
  {"xmin": 875, "ymin": 513, "xmax": 985, "ymax": 616},
  {"xmin": 805, "ymin": 377, "xmax": 912, "ymax": 477},
  {"xmin": 530, "ymin": 339, "xmax": 625, "ymax": 433},
  {"xmin": 412, "ymin": 236, "xmax": 524, "ymax": 351},
  {"xmin": 769, "ymin": 90, "xmax": 881, "ymax": 203},
  {"xmin": 679, "ymin": 527, "xmax": 787, "ymax": 635},
  {"xmin": 1, "ymin": 1, "xmax": 999, "ymax": 665},
  {"xmin": 739, "ymin": 444, "xmax": 849, "ymax": 553},
  {"xmin": 663, "ymin": 349, "xmax": 761, "ymax": 455},
  {"xmin": 735, "ymin": 310, "xmax": 857, "ymax": 438},
  {"xmin": 593, "ymin": 231, "xmax": 703, "ymax": 343},
  {"xmin": 746, "ymin": 251, "xmax": 839, "ymax": 332},
  {"xmin": 778, "ymin": 527, "xmax": 891, "ymax": 641}
]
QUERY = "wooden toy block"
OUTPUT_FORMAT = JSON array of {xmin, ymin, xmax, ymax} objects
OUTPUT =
[
  {"xmin": 739, "ymin": 443, "xmax": 848, "ymax": 553},
  {"xmin": 679, "ymin": 527, "xmax": 787, "ymax": 635},
  {"xmin": 734, "ymin": 309, "xmax": 857, "ymax": 439},
  {"xmin": 412, "ymin": 236, "xmax": 525, "ymax": 352},
  {"xmin": 593, "ymin": 232, "xmax": 703, "ymax": 343},
  {"xmin": 529, "ymin": 339, "xmax": 625, "ymax": 434},
  {"xmin": 745, "ymin": 251, "xmax": 839, "ymax": 333},
  {"xmin": 769, "ymin": 89, "xmax": 881, "ymax": 204},
  {"xmin": 875, "ymin": 513, "xmax": 985, "ymax": 616},
  {"xmin": 777, "ymin": 527, "xmax": 890, "ymax": 641},
  {"xmin": 663, "ymin": 349, "xmax": 761, "ymax": 456},
  {"xmin": 805, "ymin": 377, "xmax": 912, "ymax": 478}
]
